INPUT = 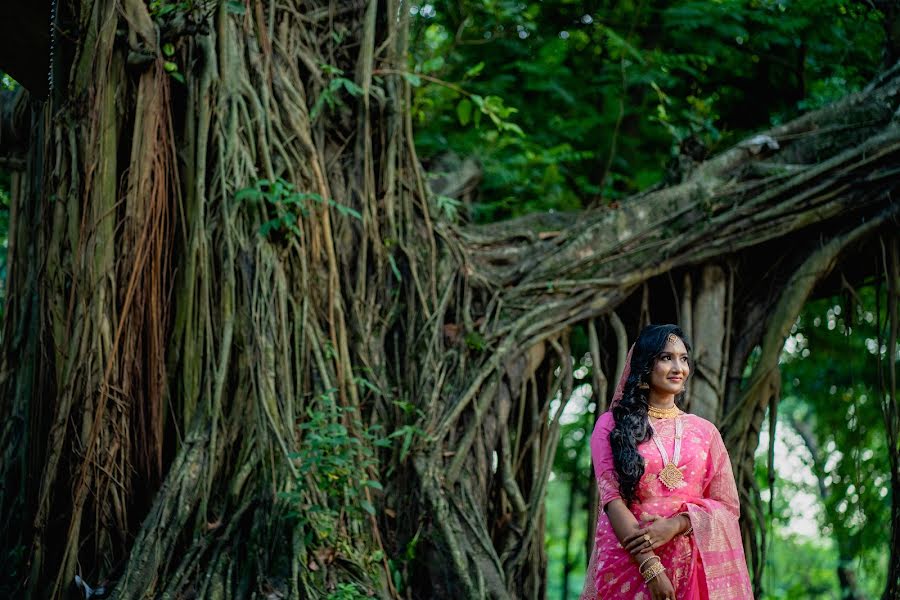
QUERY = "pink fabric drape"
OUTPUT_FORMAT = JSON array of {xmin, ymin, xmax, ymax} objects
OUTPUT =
[{"xmin": 580, "ymin": 411, "xmax": 754, "ymax": 599}]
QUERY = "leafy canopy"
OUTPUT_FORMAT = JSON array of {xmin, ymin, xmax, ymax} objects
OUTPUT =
[{"xmin": 408, "ymin": 0, "xmax": 885, "ymax": 222}]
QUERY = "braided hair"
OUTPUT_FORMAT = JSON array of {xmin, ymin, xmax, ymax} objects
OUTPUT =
[{"xmin": 610, "ymin": 324, "xmax": 692, "ymax": 505}]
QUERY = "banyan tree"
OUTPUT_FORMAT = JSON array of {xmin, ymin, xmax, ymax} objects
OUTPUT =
[{"xmin": 0, "ymin": 1, "xmax": 898, "ymax": 599}]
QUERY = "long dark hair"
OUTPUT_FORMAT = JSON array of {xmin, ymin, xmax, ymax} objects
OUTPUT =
[{"xmin": 610, "ymin": 324, "xmax": 692, "ymax": 506}]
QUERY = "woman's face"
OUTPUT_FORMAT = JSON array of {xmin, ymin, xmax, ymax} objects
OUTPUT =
[{"xmin": 648, "ymin": 335, "xmax": 690, "ymax": 396}]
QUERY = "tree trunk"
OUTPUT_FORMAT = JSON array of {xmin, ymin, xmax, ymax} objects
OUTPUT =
[{"xmin": 1, "ymin": 2, "xmax": 900, "ymax": 599}]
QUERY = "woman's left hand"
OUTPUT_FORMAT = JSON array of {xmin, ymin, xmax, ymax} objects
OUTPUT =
[{"xmin": 622, "ymin": 515, "xmax": 685, "ymax": 556}]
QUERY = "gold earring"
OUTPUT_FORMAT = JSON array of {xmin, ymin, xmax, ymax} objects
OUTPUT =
[{"xmin": 638, "ymin": 382, "xmax": 650, "ymax": 390}]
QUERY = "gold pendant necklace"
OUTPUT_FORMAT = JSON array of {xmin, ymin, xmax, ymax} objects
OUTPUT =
[
  {"xmin": 649, "ymin": 416, "xmax": 686, "ymax": 490},
  {"xmin": 658, "ymin": 462, "xmax": 685, "ymax": 489},
  {"xmin": 647, "ymin": 404, "xmax": 681, "ymax": 419}
]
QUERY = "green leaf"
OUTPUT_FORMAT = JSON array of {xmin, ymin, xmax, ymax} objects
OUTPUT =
[
  {"xmin": 225, "ymin": 0, "xmax": 246, "ymax": 14},
  {"xmin": 501, "ymin": 122, "xmax": 525, "ymax": 137},
  {"xmin": 340, "ymin": 78, "xmax": 365, "ymax": 97},
  {"xmin": 156, "ymin": 4, "xmax": 177, "ymax": 16},
  {"xmin": 436, "ymin": 195, "xmax": 461, "ymax": 220},
  {"xmin": 354, "ymin": 376, "xmax": 383, "ymax": 395},
  {"xmin": 259, "ymin": 219, "xmax": 282, "ymax": 237},
  {"xmin": 363, "ymin": 480, "xmax": 384, "ymax": 491},
  {"xmin": 387, "ymin": 254, "xmax": 402, "ymax": 282},
  {"xmin": 601, "ymin": 25, "xmax": 647, "ymax": 65},
  {"xmin": 456, "ymin": 99, "xmax": 472, "ymax": 126},
  {"xmin": 464, "ymin": 331, "xmax": 486, "ymax": 351},
  {"xmin": 360, "ymin": 500, "xmax": 376, "ymax": 515},
  {"xmin": 169, "ymin": 71, "xmax": 185, "ymax": 84},
  {"xmin": 320, "ymin": 63, "xmax": 343, "ymax": 76},
  {"xmin": 328, "ymin": 198, "xmax": 362, "ymax": 220},
  {"xmin": 421, "ymin": 56, "xmax": 445, "ymax": 73},
  {"xmin": 235, "ymin": 187, "xmax": 264, "ymax": 202},
  {"xmin": 464, "ymin": 61, "xmax": 485, "ymax": 78},
  {"xmin": 402, "ymin": 72, "xmax": 422, "ymax": 87},
  {"xmin": 163, "ymin": 61, "xmax": 178, "ymax": 73},
  {"xmin": 162, "ymin": 43, "xmax": 175, "ymax": 57},
  {"xmin": 400, "ymin": 429, "xmax": 413, "ymax": 461}
]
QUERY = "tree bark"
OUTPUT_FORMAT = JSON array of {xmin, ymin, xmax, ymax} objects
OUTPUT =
[{"xmin": 686, "ymin": 265, "xmax": 728, "ymax": 421}]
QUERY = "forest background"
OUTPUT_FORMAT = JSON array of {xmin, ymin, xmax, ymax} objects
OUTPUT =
[{"xmin": 0, "ymin": 0, "xmax": 897, "ymax": 599}]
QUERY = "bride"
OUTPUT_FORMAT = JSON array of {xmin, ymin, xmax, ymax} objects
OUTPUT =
[{"xmin": 581, "ymin": 324, "xmax": 754, "ymax": 600}]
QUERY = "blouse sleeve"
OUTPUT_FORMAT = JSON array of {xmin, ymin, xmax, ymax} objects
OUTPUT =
[{"xmin": 590, "ymin": 411, "xmax": 621, "ymax": 508}]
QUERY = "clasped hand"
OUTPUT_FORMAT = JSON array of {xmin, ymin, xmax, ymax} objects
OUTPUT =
[{"xmin": 622, "ymin": 515, "xmax": 682, "ymax": 556}]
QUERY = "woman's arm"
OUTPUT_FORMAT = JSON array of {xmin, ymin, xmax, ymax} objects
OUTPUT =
[
  {"xmin": 610, "ymin": 500, "xmax": 689, "ymax": 556},
  {"xmin": 604, "ymin": 499, "xmax": 650, "ymax": 559},
  {"xmin": 605, "ymin": 500, "xmax": 677, "ymax": 600},
  {"xmin": 621, "ymin": 509, "xmax": 690, "ymax": 555},
  {"xmin": 592, "ymin": 412, "xmax": 681, "ymax": 560},
  {"xmin": 589, "ymin": 413, "xmax": 676, "ymax": 599}
]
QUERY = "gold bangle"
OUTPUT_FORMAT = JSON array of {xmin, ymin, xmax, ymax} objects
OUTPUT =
[
  {"xmin": 638, "ymin": 555, "xmax": 660, "ymax": 572},
  {"xmin": 642, "ymin": 561, "xmax": 666, "ymax": 583},
  {"xmin": 678, "ymin": 512, "xmax": 693, "ymax": 536}
]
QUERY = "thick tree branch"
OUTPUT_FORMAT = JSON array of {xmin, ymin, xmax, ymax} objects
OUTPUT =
[{"xmin": 461, "ymin": 60, "xmax": 900, "ymax": 298}]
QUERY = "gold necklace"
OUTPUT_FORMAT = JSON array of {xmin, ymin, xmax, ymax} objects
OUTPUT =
[
  {"xmin": 647, "ymin": 405, "xmax": 681, "ymax": 419},
  {"xmin": 649, "ymin": 416, "xmax": 686, "ymax": 490}
]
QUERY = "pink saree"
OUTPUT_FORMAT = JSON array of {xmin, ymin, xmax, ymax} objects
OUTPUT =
[{"xmin": 580, "ymin": 410, "xmax": 754, "ymax": 599}]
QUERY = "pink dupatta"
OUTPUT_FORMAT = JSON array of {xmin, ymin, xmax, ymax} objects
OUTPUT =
[{"xmin": 581, "ymin": 345, "xmax": 753, "ymax": 599}]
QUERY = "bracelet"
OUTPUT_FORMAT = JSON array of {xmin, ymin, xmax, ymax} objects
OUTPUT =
[
  {"xmin": 638, "ymin": 554, "xmax": 660, "ymax": 573},
  {"xmin": 678, "ymin": 512, "xmax": 693, "ymax": 537},
  {"xmin": 642, "ymin": 560, "xmax": 666, "ymax": 583}
]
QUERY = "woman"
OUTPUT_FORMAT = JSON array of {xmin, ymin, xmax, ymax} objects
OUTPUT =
[{"xmin": 581, "ymin": 324, "xmax": 753, "ymax": 600}]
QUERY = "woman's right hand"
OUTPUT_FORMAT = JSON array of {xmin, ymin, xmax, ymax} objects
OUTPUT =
[{"xmin": 646, "ymin": 571, "xmax": 676, "ymax": 600}]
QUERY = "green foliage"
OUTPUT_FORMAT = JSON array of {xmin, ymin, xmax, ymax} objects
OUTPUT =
[
  {"xmin": 162, "ymin": 59, "xmax": 185, "ymax": 84},
  {"xmin": 1, "ymin": 73, "xmax": 17, "ymax": 91},
  {"xmin": 387, "ymin": 399, "xmax": 427, "ymax": 467},
  {"xmin": 236, "ymin": 177, "xmax": 361, "ymax": 238},
  {"xmin": 386, "ymin": 529, "xmax": 421, "ymax": 596},
  {"xmin": 147, "ymin": 0, "xmax": 193, "ymax": 18},
  {"xmin": 769, "ymin": 288, "xmax": 892, "ymax": 592},
  {"xmin": 545, "ymin": 351, "xmax": 595, "ymax": 598},
  {"xmin": 282, "ymin": 397, "xmax": 386, "ymax": 539},
  {"xmin": 278, "ymin": 387, "xmax": 397, "ymax": 595},
  {"xmin": 409, "ymin": 0, "xmax": 885, "ymax": 222},
  {"xmin": 545, "ymin": 474, "xmax": 590, "ymax": 599},
  {"xmin": 225, "ymin": 0, "xmax": 246, "ymax": 15},
  {"xmin": 325, "ymin": 582, "xmax": 371, "ymax": 600},
  {"xmin": 463, "ymin": 330, "xmax": 487, "ymax": 351},
  {"xmin": 311, "ymin": 66, "xmax": 365, "ymax": 120}
]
